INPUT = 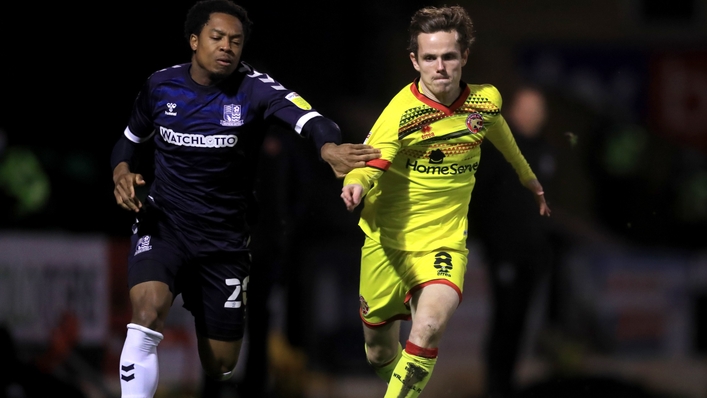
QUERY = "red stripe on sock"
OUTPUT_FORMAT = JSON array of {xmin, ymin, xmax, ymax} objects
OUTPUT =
[{"xmin": 405, "ymin": 340, "xmax": 438, "ymax": 358}]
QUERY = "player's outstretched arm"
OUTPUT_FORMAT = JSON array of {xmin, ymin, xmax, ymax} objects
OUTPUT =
[
  {"xmin": 113, "ymin": 162, "xmax": 145, "ymax": 213},
  {"xmin": 523, "ymin": 178, "xmax": 551, "ymax": 217},
  {"xmin": 341, "ymin": 183, "xmax": 364, "ymax": 212},
  {"xmin": 321, "ymin": 143, "xmax": 381, "ymax": 178}
]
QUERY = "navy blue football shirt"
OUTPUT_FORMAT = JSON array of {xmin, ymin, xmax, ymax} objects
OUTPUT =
[{"xmin": 123, "ymin": 61, "xmax": 329, "ymax": 252}]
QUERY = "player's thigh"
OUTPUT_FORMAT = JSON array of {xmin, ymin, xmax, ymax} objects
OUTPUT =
[
  {"xmin": 410, "ymin": 283, "xmax": 460, "ymax": 322},
  {"xmin": 181, "ymin": 252, "xmax": 250, "ymax": 342},
  {"xmin": 128, "ymin": 281, "xmax": 174, "ymax": 330},
  {"xmin": 408, "ymin": 283, "xmax": 460, "ymax": 347},
  {"xmin": 359, "ymin": 237, "xmax": 410, "ymax": 326}
]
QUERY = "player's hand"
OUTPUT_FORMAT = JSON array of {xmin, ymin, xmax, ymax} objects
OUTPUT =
[
  {"xmin": 341, "ymin": 184, "xmax": 364, "ymax": 212},
  {"xmin": 524, "ymin": 178, "xmax": 551, "ymax": 217},
  {"xmin": 321, "ymin": 143, "xmax": 381, "ymax": 179},
  {"xmin": 113, "ymin": 162, "xmax": 146, "ymax": 213}
]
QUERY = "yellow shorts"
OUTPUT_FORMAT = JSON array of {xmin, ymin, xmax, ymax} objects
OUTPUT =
[{"xmin": 358, "ymin": 236, "xmax": 467, "ymax": 327}]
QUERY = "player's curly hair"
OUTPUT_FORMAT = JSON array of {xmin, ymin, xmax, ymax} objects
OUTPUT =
[
  {"xmin": 407, "ymin": 5, "xmax": 475, "ymax": 56},
  {"xmin": 184, "ymin": 0, "xmax": 253, "ymax": 43}
]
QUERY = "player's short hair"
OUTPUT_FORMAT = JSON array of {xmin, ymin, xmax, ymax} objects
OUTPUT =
[
  {"xmin": 407, "ymin": 5, "xmax": 475, "ymax": 56},
  {"xmin": 184, "ymin": 0, "xmax": 253, "ymax": 43}
]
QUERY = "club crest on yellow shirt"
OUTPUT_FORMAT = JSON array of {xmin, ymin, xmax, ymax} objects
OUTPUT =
[{"xmin": 465, "ymin": 112, "xmax": 483, "ymax": 133}]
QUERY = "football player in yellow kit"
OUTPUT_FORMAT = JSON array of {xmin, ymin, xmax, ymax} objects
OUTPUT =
[{"xmin": 341, "ymin": 5, "xmax": 551, "ymax": 397}]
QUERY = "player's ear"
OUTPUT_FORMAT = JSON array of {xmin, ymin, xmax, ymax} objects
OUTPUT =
[
  {"xmin": 410, "ymin": 52, "xmax": 421, "ymax": 71},
  {"xmin": 461, "ymin": 49, "xmax": 469, "ymax": 67},
  {"xmin": 190, "ymin": 34, "xmax": 199, "ymax": 51}
]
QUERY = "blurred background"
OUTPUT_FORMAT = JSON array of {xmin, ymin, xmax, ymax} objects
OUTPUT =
[{"xmin": 1, "ymin": 0, "xmax": 706, "ymax": 397}]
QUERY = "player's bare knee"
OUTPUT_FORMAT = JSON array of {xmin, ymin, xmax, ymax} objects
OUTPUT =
[
  {"xmin": 365, "ymin": 343, "xmax": 397, "ymax": 366},
  {"xmin": 409, "ymin": 322, "xmax": 443, "ymax": 346}
]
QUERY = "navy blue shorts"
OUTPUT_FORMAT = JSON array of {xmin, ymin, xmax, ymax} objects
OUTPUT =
[{"xmin": 127, "ymin": 206, "xmax": 251, "ymax": 341}]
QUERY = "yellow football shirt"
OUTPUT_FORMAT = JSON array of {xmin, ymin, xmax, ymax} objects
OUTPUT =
[{"xmin": 344, "ymin": 80, "xmax": 537, "ymax": 251}]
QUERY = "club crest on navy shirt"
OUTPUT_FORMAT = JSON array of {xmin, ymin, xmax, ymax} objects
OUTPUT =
[{"xmin": 221, "ymin": 104, "xmax": 243, "ymax": 127}]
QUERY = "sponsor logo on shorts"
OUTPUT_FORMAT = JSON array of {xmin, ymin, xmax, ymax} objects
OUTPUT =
[
  {"xmin": 434, "ymin": 251, "xmax": 453, "ymax": 277},
  {"xmin": 135, "ymin": 235, "xmax": 152, "ymax": 255}
]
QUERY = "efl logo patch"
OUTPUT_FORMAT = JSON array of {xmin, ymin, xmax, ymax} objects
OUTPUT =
[
  {"xmin": 465, "ymin": 112, "xmax": 483, "ymax": 133},
  {"xmin": 135, "ymin": 235, "xmax": 153, "ymax": 255},
  {"xmin": 286, "ymin": 92, "xmax": 312, "ymax": 110}
]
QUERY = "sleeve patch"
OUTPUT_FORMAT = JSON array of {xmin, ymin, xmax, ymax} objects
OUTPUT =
[{"xmin": 286, "ymin": 92, "xmax": 312, "ymax": 110}]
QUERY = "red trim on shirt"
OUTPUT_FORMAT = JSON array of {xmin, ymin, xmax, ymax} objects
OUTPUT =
[{"xmin": 409, "ymin": 78, "xmax": 470, "ymax": 115}]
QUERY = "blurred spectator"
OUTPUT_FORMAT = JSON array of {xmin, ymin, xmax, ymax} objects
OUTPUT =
[
  {"xmin": 0, "ymin": 315, "xmax": 88, "ymax": 398},
  {"xmin": 240, "ymin": 123, "xmax": 320, "ymax": 398},
  {"xmin": 584, "ymin": 116, "xmax": 707, "ymax": 251},
  {"xmin": 469, "ymin": 85, "xmax": 560, "ymax": 398},
  {"xmin": 0, "ymin": 128, "xmax": 50, "ymax": 226}
]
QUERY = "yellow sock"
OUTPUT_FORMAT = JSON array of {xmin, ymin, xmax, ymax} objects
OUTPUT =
[
  {"xmin": 365, "ymin": 342, "xmax": 403, "ymax": 383},
  {"xmin": 384, "ymin": 348, "xmax": 437, "ymax": 398}
]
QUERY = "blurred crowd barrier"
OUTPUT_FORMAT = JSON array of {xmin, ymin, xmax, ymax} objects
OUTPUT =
[{"xmin": 1, "ymin": 232, "xmax": 706, "ymax": 398}]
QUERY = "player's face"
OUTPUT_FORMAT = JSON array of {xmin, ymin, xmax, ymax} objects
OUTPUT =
[
  {"xmin": 410, "ymin": 30, "xmax": 468, "ymax": 105},
  {"xmin": 189, "ymin": 12, "xmax": 244, "ymax": 85}
]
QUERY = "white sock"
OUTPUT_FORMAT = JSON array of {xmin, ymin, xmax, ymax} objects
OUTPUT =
[{"xmin": 119, "ymin": 323, "xmax": 164, "ymax": 398}]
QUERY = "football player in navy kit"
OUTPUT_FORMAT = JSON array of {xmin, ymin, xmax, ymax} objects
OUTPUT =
[{"xmin": 110, "ymin": 0, "xmax": 380, "ymax": 396}]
